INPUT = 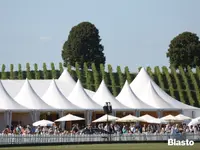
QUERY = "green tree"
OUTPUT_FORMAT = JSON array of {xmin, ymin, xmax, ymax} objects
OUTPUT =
[
  {"xmin": 1, "ymin": 64, "xmax": 7, "ymax": 79},
  {"xmin": 166, "ymin": 32, "xmax": 200, "ymax": 69},
  {"xmin": 43, "ymin": 63, "xmax": 48, "ymax": 79},
  {"xmin": 124, "ymin": 66, "xmax": 132, "ymax": 83},
  {"xmin": 62, "ymin": 22, "xmax": 106, "ymax": 69},
  {"xmin": 18, "ymin": 64, "xmax": 23, "ymax": 79},
  {"xmin": 51, "ymin": 62, "xmax": 56, "ymax": 79},
  {"xmin": 83, "ymin": 62, "xmax": 92, "ymax": 90},
  {"xmin": 116, "ymin": 66, "xmax": 124, "ymax": 89},
  {"xmin": 34, "ymin": 63, "xmax": 40, "ymax": 79},
  {"xmin": 91, "ymin": 63, "xmax": 100, "ymax": 91},
  {"xmin": 26, "ymin": 63, "xmax": 32, "ymax": 79},
  {"xmin": 75, "ymin": 62, "xmax": 82, "ymax": 81},
  {"xmin": 108, "ymin": 64, "xmax": 117, "ymax": 96},
  {"xmin": 10, "ymin": 64, "xmax": 14, "ymax": 79},
  {"xmin": 59, "ymin": 62, "xmax": 63, "ymax": 74}
]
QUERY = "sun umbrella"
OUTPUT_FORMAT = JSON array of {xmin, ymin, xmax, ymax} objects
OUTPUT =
[
  {"xmin": 92, "ymin": 114, "xmax": 119, "ymax": 123},
  {"xmin": 188, "ymin": 117, "xmax": 200, "ymax": 126},
  {"xmin": 175, "ymin": 114, "xmax": 191, "ymax": 121},
  {"xmin": 32, "ymin": 119, "xmax": 54, "ymax": 127},
  {"xmin": 139, "ymin": 114, "xmax": 166, "ymax": 124},
  {"xmin": 160, "ymin": 115, "xmax": 180, "ymax": 123},
  {"xmin": 55, "ymin": 114, "xmax": 85, "ymax": 122},
  {"xmin": 116, "ymin": 114, "xmax": 143, "ymax": 122}
]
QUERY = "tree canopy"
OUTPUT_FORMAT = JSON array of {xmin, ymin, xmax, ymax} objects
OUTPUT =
[
  {"xmin": 166, "ymin": 32, "xmax": 200, "ymax": 69},
  {"xmin": 62, "ymin": 22, "xmax": 106, "ymax": 69}
]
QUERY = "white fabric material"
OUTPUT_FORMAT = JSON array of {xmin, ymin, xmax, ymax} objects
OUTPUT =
[
  {"xmin": 116, "ymin": 80, "xmax": 154, "ymax": 109},
  {"xmin": 58, "ymin": 69, "xmax": 76, "ymax": 83},
  {"xmin": 58, "ymin": 69, "xmax": 95, "ymax": 98},
  {"xmin": 1, "ymin": 70, "xmax": 94, "ymax": 98},
  {"xmin": 68, "ymin": 80, "xmax": 102, "ymax": 110},
  {"xmin": 55, "ymin": 114, "xmax": 85, "ymax": 122},
  {"xmin": 175, "ymin": 114, "xmax": 191, "ymax": 121},
  {"xmin": 139, "ymin": 114, "xmax": 164, "ymax": 124},
  {"xmin": 188, "ymin": 117, "xmax": 200, "ymax": 126},
  {"xmin": 32, "ymin": 120, "xmax": 54, "ymax": 126},
  {"xmin": 130, "ymin": 68, "xmax": 198, "ymax": 110},
  {"xmin": 0, "ymin": 80, "xmax": 27, "ymax": 111},
  {"xmin": 116, "ymin": 114, "xmax": 143, "ymax": 122},
  {"xmin": 92, "ymin": 80, "xmax": 128, "ymax": 110},
  {"xmin": 14, "ymin": 79, "xmax": 54, "ymax": 110},
  {"xmin": 160, "ymin": 115, "xmax": 180, "ymax": 122},
  {"xmin": 92, "ymin": 114, "xmax": 119, "ymax": 122},
  {"xmin": 130, "ymin": 69, "xmax": 175, "ymax": 109},
  {"xmin": 42, "ymin": 79, "xmax": 82, "ymax": 110}
]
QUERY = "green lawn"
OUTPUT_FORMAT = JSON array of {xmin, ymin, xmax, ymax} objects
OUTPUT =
[{"xmin": 0, "ymin": 143, "xmax": 199, "ymax": 150}]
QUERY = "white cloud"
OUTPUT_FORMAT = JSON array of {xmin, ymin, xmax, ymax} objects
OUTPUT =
[{"xmin": 39, "ymin": 36, "xmax": 52, "ymax": 41}]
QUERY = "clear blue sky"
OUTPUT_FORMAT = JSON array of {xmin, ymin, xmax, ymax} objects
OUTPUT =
[{"xmin": 0, "ymin": 0, "xmax": 200, "ymax": 72}]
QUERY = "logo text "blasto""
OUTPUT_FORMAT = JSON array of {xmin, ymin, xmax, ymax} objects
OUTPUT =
[{"xmin": 168, "ymin": 139, "xmax": 194, "ymax": 146}]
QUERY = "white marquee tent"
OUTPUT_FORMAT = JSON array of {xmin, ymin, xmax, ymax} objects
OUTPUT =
[
  {"xmin": 92, "ymin": 80, "xmax": 129, "ymax": 110},
  {"xmin": 68, "ymin": 80, "xmax": 102, "ymax": 110},
  {"xmin": 42, "ymin": 79, "xmax": 82, "ymax": 110},
  {"xmin": 116, "ymin": 80, "xmax": 154, "ymax": 110},
  {"xmin": 0, "ymin": 80, "xmax": 27, "ymax": 111},
  {"xmin": 1, "ymin": 69, "xmax": 95, "ymax": 98},
  {"xmin": 130, "ymin": 68, "xmax": 199, "ymax": 110},
  {"xmin": 130, "ymin": 68, "xmax": 200, "ymax": 116},
  {"xmin": 14, "ymin": 79, "xmax": 54, "ymax": 110},
  {"xmin": 0, "ymin": 80, "xmax": 28, "ymax": 130}
]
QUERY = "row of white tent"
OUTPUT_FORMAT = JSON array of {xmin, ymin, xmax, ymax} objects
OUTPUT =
[
  {"xmin": 33, "ymin": 114, "xmax": 200, "ymax": 127},
  {"xmin": 0, "ymin": 68, "xmax": 200, "ymax": 116}
]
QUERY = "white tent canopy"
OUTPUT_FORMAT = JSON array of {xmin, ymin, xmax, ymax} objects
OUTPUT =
[
  {"xmin": 116, "ymin": 80, "xmax": 154, "ymax": 110},
  {"xmin": 32, "ymin": 119, "xmax": 54, "ymax": 126},
  {"xmin": 42, "ymin": 79, "xmax": 82, "ymax": 110},
  {"xmin": 55, "ymin": 114, "xmax": 85, "ymax": 122},
  {"xmin": 139, "ymin": 114, "xmax": 164, "ymax": 124},
  {"xmin": 188, "ymin": 117, "xmax": 200, "ymax": 126},
  {"xmin": 175, "ymin": 114, "xmax": 191, "ymax": 121},
  {"xmin": 92, "ymin": 114, "xmax": 119, "ymax": 122},
  {"xmin": 1, "ymin": 69, "xmax": 94, "ymax": 98},
  {"xmin": 0, "ymin": 80, "xmax": 27, "ymax": 111},
  {"xmin": 68, "ymin": 80, "xmax": 102, "ymax": 110},
  {"xmin": 116, "ymin": 114, "xmax": 143, "ymax": 122},
  {"xmin": 58, "ymin": 69, "xmax": 76, "ymax": 84},
  {"xmin": 58, "ymin": 69, "xmax": 95, "ymax": 98},
  {"xmin": 130, "ymin": 68, "xmax": 198, "ymax": 110},
  {"xmin": 160, "ymin": 115, "xmax": 180, "ymax": 122},
  {"xmin": 92, "ymin": 80, "xmax": 128, "ymax": 110},
  {"xmin": 14, "ymin": 79, "xmax": 54, "ymax": 110}
]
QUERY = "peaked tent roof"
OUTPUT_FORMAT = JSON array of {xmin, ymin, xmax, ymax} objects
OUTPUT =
[
  {"xmin": 57, "ymin": 69, "xmax": 95, "ymax": 98},
  {"xmin": 92, "ymin": 114, "xmax": 119, "ymax": 122},
  {"xmin": 92, "ymin": 80, "xmax": 129, "ymax": 110},
  {"xmin": 0, "ymin": 80, "xmax": 27, "ymax": 111},
  {"xmin": 55, "ymin": 114, "xmax": 85, "ymax": 122},
  {"xmin": 130, "ymin": 68, "xmax": 198, "ymax": 110},
  {"xmin": 146, "ymin": 81, "xmax": 175, "ymax": 109},
  {"xmin": 14, "ymin": 79, "xmax": 55, "ymax": 110},
  {"xmin": 58, "ymin": 69, "xmax": 76, "ymax": 84},
  {"xmin": 67, "ymin": 80, "xmax": 102, "ymax": 110},
  {"xmin": 42, "ymin": 79, "xmax": 82, "ymax": 110},
  {"xmin": 116, "ymin": 80, "xmax": 154, "ymax": 110}
]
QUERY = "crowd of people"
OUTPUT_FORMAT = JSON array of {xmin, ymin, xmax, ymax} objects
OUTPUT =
[{"xmin": 1, "ymin": 122, "xmax": 200, "ymax": 135}]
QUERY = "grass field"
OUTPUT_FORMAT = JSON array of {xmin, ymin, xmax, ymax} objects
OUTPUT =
[{"xmin": 0, "ymin": 143, "xmax": 199, "ymax": 150}]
